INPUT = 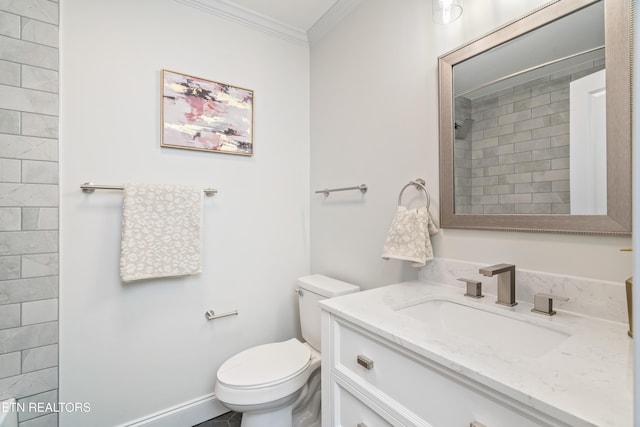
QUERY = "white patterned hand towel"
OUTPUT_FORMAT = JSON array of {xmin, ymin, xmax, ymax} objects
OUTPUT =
[
  {"xmin": 120, "ymin": 183, "xmax": 203, "ymax": 282},
  {"xmin": 382, "ymin": 206, "xmax": 438, "ymax": 267}
]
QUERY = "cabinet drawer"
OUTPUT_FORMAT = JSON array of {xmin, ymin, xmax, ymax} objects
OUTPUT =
[
  {"xmin": 334, "ymin": 319, "xmax": 555, "ymax": 427},
  {"xmin": 334, "ymin": 380, "xmax": 394, "ymax": 427}
]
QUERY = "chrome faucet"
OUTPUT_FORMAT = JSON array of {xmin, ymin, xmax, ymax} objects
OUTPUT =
[{"xmin": 479, "ymin": 263, "xmax": 517, "ymax": 306}]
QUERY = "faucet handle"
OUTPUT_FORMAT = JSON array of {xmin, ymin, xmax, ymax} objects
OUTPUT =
[
  {"xmin": 458, "ymin": 278, "xmax": 484, "ymax": 299},
  {"xmin": 531, "ymin": 293, "xmax": 569, "ymax": 316}
]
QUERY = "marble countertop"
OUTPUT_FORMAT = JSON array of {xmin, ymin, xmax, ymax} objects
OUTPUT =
[{"xmin": 320, "ymin": 280, "xmax": 633, "ymax": 427}]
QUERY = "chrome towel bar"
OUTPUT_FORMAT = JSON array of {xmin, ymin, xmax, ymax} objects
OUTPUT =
[
  {"xmin": 315, "ymin": 184, "xmax": 368, "ymax": 197},
  {"xmin": 80, "ymin": 182, "xmax": 218, "ymax": 197},
  {"xmin": 205, "ymin": 309, "xmax": 238, "ymax": 320}
]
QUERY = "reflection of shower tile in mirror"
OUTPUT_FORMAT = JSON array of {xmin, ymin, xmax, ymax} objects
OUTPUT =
[
  {"xmin": 460, "ymin": 59, "xmax": 605, "ymax": 216},
  {"xmin": 454, "ymin": 96, "xmax": 473, "ymax": 214}
]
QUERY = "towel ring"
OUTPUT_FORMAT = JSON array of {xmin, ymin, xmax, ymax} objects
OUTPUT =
[{"xmin": 397, "ymin": 179, "xmax": 430, "ymax": 208}]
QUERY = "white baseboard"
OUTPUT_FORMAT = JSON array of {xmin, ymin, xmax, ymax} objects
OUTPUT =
[{"xmin": 119, "ymin": 393, "xmax": 228, "ymax": 427}]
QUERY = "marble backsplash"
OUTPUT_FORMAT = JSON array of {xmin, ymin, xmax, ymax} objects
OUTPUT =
[{"xmin": 419, "ymin": 258, "xmax": 628, "ymax": 324}]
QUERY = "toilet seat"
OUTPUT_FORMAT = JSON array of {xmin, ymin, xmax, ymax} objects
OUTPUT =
[
  {"xmin": 217, "ymin": 338, "xmax": 311, "ymax": 388},
  {"xmin": 215, "ymin": 338, "xmax": 320, "ymax": 406}
]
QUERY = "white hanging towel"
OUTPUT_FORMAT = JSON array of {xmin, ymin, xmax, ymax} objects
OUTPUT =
[
  {"xmin": 382, "ymin": 206, "xmax": 438, "ymax": 267},
  {"xmin": 120, "ymin": 183, "xmax": 203, "ymax": 282}
]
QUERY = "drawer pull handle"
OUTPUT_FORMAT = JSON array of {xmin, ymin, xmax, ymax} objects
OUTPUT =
[
  {"xmin": 356, "ymin": 354, "xmax": 374, "ymax": 370},
  {"xmin": 357, "ymin": 424, "xmax": 368, "ymax": 427},
  {"xmin": 470, "ymin": 422, "xmax": 487, "ymax": 427}
]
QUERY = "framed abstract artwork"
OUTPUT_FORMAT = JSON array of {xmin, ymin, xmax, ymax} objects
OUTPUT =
[{"xmin": 161, "ymin": 69, "xmax": 254, "ymax": 156}]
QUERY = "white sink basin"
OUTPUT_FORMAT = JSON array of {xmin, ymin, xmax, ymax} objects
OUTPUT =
[{"xmin": 395, "ymin": 297, "xmax": 571, "ymax": 358}]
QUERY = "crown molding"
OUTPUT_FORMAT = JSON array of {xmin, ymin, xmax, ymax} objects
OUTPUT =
[
  {"xmin": 174, "ymin": 0, "xmax": 309, "ymax": 46},
  {"xmin": 308, "ymin": 0, "xmax": 363, "ymax": 46}
]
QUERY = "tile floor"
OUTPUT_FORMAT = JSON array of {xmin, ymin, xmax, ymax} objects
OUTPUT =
[{"xmin": 193, "ymin": 411, "xmax": 242, "ymax": 427}]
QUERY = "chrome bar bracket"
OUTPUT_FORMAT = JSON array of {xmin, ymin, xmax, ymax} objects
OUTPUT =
[{"xmin": 205, "ymin": 309, "xmax": 238, "ymax": 321}]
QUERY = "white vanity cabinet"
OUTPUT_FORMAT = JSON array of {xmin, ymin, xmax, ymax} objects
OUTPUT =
[{"xmin": 321, "ymin": 311, "xmax": 570, "ymax": 427}]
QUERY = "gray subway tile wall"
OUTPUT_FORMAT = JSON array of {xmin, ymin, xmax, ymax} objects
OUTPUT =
[
  {"xmin": 454, "ymin": 59, "xmax": 604, "ymax": 215},
  {"xmin": 0, "ymin": 1, "xmax": 59, "ymax": 426}
]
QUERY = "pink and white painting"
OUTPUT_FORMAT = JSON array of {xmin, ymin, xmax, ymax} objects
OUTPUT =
[{"xmin": 161, "ymin": 69, "xmax": 254, "ymax": 155}]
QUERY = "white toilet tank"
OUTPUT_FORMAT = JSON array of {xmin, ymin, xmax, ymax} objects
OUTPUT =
[{"xmin": 297, "ymin": 275, "xmax": 359, "ymax": 351}]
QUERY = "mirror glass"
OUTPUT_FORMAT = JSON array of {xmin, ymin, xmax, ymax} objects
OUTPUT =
[
  {"xmin": 453, "ymin": 1, "xmax": 604, "ymax": 215},
  {"xmin": 438, "ymin": 0, "xmax": 631, "ymax": 235}
]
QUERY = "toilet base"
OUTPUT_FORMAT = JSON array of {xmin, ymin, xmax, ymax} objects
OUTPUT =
[
  {"xmin": 240, "ymin": 405, "xmax": 296, "ymax": 427},
  {"xmin": 220, "ymin": 369, "xmax": 322, "ymax": 427},
  {"xmin": 292, "ymin": 369, "xmax": 321, "ymax": 427},
  {"xmin": 238, "ymin": 393, "xmax": 300, "ymax": 427}
]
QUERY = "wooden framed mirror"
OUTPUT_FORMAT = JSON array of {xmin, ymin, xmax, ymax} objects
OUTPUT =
[{"xmin": 438, "ymin": 0, "xmax": 631, "ymax": 235}]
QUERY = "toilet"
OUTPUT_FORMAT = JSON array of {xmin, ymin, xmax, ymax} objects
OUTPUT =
[{"xmin": 214, "ymin": 275, "xmax": 360, "ymax": 427}]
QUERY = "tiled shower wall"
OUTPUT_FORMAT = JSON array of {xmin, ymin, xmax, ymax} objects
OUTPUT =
[
  {"xmin": 0, "ymin": 1, "xmax": 59, "ymax": 427},
  {"xmin": 454, "ymin": 59, "xmax": 605, "ymax": 214}
]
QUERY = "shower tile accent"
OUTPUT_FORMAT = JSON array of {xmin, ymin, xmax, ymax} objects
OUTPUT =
[
  {"xmin": 0, "ymin": 255, "xmax": 20, "ymax": 279},
  {"xmin": 0, "ymin": 303, "xmax": 20, "ymax": 329},
  {"xmin": 21, "ymin": 344, "xmax": 57, "ymax": 373},
  {"xmin": 0, "ymin": 60, "xmax": 20, "ymax": 85},
  {"xmin": 21, "ymin": 208, "xmax": 57, "ymax": 230},
  {"xmin": 0, "ymin": 35, "xmax": 58, "ymax": 70},
  {"xmin": 21, "ymin": 298, "xmax": 57, "ymax": 325},
  {"xmin": 0, "ymin": 158, "xmax": 20, "ymax": 181},
  {"xmin": 0, "ymin": 108, "xmax": 20, "ymax": 134},
  {"xmin": 0, "ymin": 276, "xmax": 58, "ymax": 305},
  {"xmin": 0, "ymin": 1, "xmax": 58, "ymax": 24},
  {"xmin": 21, "ymin": 160, "xmax": 58, "ymax": 184},
  {"xmin": 21, "ymin": 254, "xmax": 58, "ymax": 279},
  {"xmin": 18, "ymin": 390, "xmax": 57, "ymax": 422},
  {"xmin": 0, "ymin": 367, "xmax": 57, "ymax": 400},
  {"xmin": 20, "ymin": 413, "xmax": 58, "ymax": 427},
  {"xmin": 0, "ymin": 207, "xmax": 20, "ymax": 229},
  {"xmin": 0, "ymin": 85, "xmax": 58, "ymax": 115},
  {"xmin": 0, "ymin": 11, "xmax": 19, "ymax": 38},
  {"xmin": 0, "ymin": 322, "xmax": 58, "ymax": 354},
  {"xmin": 21, "ymin": 113, "xmax": 57, "ymax": 138},
  {"xmin": 0, "ymin": 231, "xmax": 58, "ymax": 255},
  {"xmin": 20, "ymin": 19, "xmax": 58, "ymax": 48},
  {"xmin": 0, "ymin": 183, "xmax": 58, "ymax": 206},
  {"xmin": 454, "ymin": 60, "xmax": 604, "ymax": 214},
  {"xmin": 0, "ymin": 352, "xmax": 21, "ymax": 378},
  {"xmin": 21, "ymin": 66, "xmax": 58, "ymax": 93},
  {"xmin": 0, "ymin": 1, "xmax": 58, "ymax": 426},
  {"xmin": 0, "ymin": 134, "xmax": 58, "ymax": 161}
]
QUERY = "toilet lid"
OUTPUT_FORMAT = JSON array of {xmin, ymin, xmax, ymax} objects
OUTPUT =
[{"xmin": 217, "ymin": 338, "xmax": 311, "ymax": 388}]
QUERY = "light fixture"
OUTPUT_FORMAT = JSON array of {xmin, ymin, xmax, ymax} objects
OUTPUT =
[{"xmin": 432, "ymin": 0, "xmax": 463, "ymax": 24}]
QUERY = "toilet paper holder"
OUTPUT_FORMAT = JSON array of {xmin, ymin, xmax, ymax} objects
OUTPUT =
[{"xmin": 205, "ymin": 309, "xmax": 238, "ymax": 321}]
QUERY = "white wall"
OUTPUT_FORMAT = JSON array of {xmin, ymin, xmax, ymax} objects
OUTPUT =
[
  {"xmin": 59, "ymin": 1, "xmax": 309, "ymax": 426},
  {"xmin": 310, "ymin": 0, "xmax": 632, "ymax": 289}
]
